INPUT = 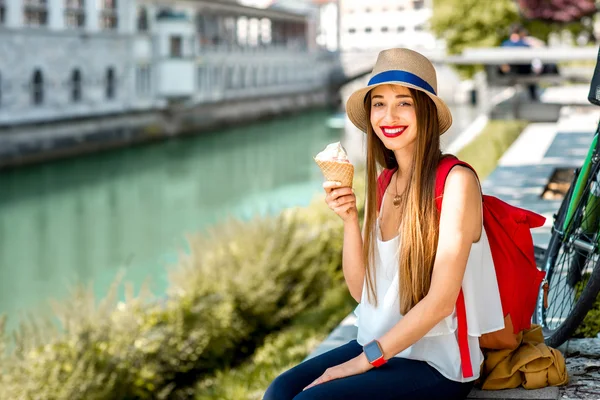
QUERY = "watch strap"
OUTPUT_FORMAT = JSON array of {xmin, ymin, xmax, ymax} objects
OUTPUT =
[{"xmin": 363, "ymin": 340, "xmax": 387, "ymax": 367}]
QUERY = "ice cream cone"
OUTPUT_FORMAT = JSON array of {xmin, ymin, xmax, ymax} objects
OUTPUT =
[{"xmin": 314, "ymin": 159, "xmax": 354, "ymax": 188}]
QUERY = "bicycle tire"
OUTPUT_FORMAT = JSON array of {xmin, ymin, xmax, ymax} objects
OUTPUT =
[{"xmin": 533, "ymin": 162, "xmax": 600, "ymax": 348}]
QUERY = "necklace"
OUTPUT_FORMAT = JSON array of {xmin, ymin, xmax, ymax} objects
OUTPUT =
[
  {"xmin": 393, "ymin": 193, "xmax": 404, "ymax": 207},
  {"xmin": 388, "ymin": 172, "xmax": 406, "ymax": 208}
]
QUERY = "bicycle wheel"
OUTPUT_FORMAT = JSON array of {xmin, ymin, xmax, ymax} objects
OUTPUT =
[{"xmin": 534, "ymin": 162, "xmax": 600, "ymax": 348}]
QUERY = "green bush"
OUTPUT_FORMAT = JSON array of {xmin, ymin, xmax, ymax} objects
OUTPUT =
[
  {"xmin": 573, "ymin": 274, "xmax": 600, "ymax": 338},
  {"xmin": 0, "ymin": 195, "xmax": 349, "ymax": 400},
  {"xmin": 194, "ymin": 284, "xmax": 356, "ymax": 400},
  {"xmin": 574, "ymin": 295, "xmax": 600, "ymax": 338}
]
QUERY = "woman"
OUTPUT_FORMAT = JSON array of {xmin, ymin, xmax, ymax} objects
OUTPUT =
[{"xmin": 263, "ymin": 48, "xmax": 505, "ymax": 400}]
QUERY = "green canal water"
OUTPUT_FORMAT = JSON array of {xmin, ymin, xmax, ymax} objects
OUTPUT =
[{"xmin": 0, "ymin": 109, "xmax": 347, "ymax": 332}]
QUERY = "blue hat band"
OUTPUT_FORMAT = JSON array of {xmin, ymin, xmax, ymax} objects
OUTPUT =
[{"xmin": 368, "ymin": 70, "xmax": 436, "ymax": 95}]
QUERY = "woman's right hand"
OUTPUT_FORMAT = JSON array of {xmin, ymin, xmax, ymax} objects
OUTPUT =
[{"xmin": 323, "ymin": 181, "xmax": 358, "ymax": 223}]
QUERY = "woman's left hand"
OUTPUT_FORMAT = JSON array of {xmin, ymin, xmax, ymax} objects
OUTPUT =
[{"xmin": 303, "ymin": 353, "xmax": 373, "ymax": 391}]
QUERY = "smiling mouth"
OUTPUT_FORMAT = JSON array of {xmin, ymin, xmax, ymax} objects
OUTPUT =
[{"xmin": 380, "ymin": 126, "xmax": 407, "ymax": 138}]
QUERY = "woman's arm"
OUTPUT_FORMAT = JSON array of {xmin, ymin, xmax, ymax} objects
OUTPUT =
[{"xmin": 376, "ymin": 166, "xmax": 482, "ymax": 360}]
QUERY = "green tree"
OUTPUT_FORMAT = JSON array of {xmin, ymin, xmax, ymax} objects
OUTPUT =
[
  {"xmin": 430, "ymin": 0, "xmax": 521, "ymax": 56},
  {"xmin": 430, "ymin": 0, "xmax": 594, "ymax": 77}
]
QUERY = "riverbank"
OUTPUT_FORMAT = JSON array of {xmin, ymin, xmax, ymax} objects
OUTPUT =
[{"xmin": 0, "ymin": 89, "xmax": 334, "ymax": 169}]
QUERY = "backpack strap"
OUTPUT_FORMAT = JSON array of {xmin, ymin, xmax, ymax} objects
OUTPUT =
[
  {"xmin": 376, "ymin": 168, "xmax": 397, "ymax": 211},
  {"xmin": 435, "ymin": 155, "xmax": 478, "ymax": 379}
]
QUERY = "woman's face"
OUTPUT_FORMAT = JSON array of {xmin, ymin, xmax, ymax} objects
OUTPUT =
[{"xmin": 369, "ymin": 84, "xmax": 418, "ymax": 152}]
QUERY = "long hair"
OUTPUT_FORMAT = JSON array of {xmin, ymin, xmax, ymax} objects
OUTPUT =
[{"xmin": 362, "ymin": 87, "xmax": 443, "ymax": 315}]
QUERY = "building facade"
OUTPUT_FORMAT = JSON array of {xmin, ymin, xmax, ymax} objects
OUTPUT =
[
  {"xmin": 0, "ymin": 0, "xmax": 333, "ymax": 127},
  {"xmin": 339, "ymin": 0, "xmax": 438, "ymax": 51}
]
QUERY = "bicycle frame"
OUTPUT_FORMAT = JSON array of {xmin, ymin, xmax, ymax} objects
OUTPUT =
[{"xmin": 562, "ymin": 131, "xmax": 600, "ymax": 241}]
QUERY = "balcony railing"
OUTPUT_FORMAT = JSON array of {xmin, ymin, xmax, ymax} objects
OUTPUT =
[
  {"xmin": 100, "ymin": 10, "xmax": 118, "ymax": 30},
  {"xmin": 24, "ymin": 4, "xmax": 48, "ymax": 27},
  {"xmin": 65, "ymin": 8, "xmax": 85, "ymax": 28}
]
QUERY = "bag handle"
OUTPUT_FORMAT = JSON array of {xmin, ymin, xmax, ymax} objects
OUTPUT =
[{"xmin": 434, "ymin": 155, "xmax": 477, "ymax": 379}]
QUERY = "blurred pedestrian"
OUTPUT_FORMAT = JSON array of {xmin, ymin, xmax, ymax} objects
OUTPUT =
[{"xmin": 500, "ymin": 24, "xmax": 538, "ymax": 100}]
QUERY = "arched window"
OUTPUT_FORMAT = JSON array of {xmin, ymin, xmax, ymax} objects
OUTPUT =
[
  {"xmin": 137, "ymin": 6, "xmax": 148, "ymax": 32},
  {"xmin": 0, "ymin": 1, "xmax": 6, "ymax": 25},
  {"xmin": 71, "ymin": 69, "xmax": 82, "ymax": 102},
  {"xmin": 106, "ymin": 67, "xmax": 115, "ymax": 99},
  {"xmin": 32, "ymin": 69, "xmax": 44, "ymax": 105}
]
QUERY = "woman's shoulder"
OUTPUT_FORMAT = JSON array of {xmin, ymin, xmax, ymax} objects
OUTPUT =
[{"xmin": 444, "ymin": 164, "xmax": 480, "ymax": 193}]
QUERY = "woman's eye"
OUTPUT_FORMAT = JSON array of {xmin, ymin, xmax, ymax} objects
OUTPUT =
[
  {"xmin": 373, "ymin": 102, "xmax": 383, "ymax": 107},
  {"xmin": 399, "ymin": 102, "xmax": 412, "ymax": 107}
]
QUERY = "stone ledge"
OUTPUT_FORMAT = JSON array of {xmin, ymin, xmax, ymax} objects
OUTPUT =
[
  {"xmin": 560, "ymin": 339, "xmax": 600, "ymax": 400},
  {"xmin": 468, "ymin": 387, "xmax": 559, "ymax": 400}
]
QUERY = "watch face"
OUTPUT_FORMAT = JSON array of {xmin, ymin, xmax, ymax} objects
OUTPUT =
[{"xmin": 364, "ymin": 341, "xmax": 383, "ymax": 362}]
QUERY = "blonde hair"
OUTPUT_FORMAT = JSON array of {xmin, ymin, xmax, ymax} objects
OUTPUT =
[{"xmin": 362, "ymin": 87, "xmax": 443, "ymax": 314}]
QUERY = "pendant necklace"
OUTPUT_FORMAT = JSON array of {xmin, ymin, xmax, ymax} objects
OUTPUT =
[
  {"xmin": 391, "ymin": 173, "xmax": 405, "ymax": 208},
  {"xmin": 393, "ymin": 193, "xmax": 403, "ymax": 207}
]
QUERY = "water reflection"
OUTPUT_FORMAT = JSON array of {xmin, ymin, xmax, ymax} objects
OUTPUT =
[{"xmin": 0, "ymin": 110, "xmax": 341, "ymax": 330}]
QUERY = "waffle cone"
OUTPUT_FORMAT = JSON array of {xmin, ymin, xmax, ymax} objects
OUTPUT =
[{"xmin": 314, "ymin": 159, "xmax": 354, "ymax": 188}]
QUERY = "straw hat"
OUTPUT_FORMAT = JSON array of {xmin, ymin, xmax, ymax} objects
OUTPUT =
[{"xmin": 346, "ymin": 48, "xmax": 452, "ymax": 135}]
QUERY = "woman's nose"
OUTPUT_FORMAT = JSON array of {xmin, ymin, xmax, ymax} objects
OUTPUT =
[{"xmin": 384, "ymin": 104, "xmax": 398, "ymax": 121}]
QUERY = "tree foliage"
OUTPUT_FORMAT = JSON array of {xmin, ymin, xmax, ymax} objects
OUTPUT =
[
  {"xmin": 430, "ymin": 0, "xmax": 521, "ymax": 55},
  {"xmin": 431, "ymin": 0, "xmax": 595, "ymax": 57},
  {"xmin": 517, "ymin": 0, "xmax": 597, "ymax": 22}
]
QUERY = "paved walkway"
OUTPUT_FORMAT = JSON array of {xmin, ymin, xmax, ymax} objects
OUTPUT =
[{"xmin": 305, "ymin": 106, "xmax": 600, "ymax": 400}]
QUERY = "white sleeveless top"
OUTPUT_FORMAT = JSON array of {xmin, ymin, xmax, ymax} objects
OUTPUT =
[{"xmin": 354, "ymin": 199, "xmax": 505, "ymax": 382}]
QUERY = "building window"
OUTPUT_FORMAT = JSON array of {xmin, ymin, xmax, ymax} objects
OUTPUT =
[
  {"xmin": 397, "ymin": 26, "xmax": 405, "ymax": 33},
  {"xmin": 413, "ymin": 0, "xmax": 425, "ymax": 10},
  {"xmin": 170, "ymin": 36, "xmax": 183, "ymax": 58},
  {"xmin": 196, "ymin": 66, "xmax": 205, "ymax": 90},
  {"xmin": 261, "ymin": 67, "xmax": 269, "ymax": 87},
  {"xmin": 106, "ymin": 67, "xmax": 115, "ymax": 99},
  {"xmin": 32, "ymin": 69, "xmax": 44, "ymax": 105},
  {"xmin": 253, "ymin": 67, "xmax": 260, "ymax": 87},
  {"xmin": 65, "ymin": 0, "xmax": 85, "ymax": 28},
  {"xmin": 239, "ymin": 66, "xmax": 246, "ymax": 89},
  {"xmin": 24, "ymin": 0, "xmax": 48, "ymax": 27},
  {"xmin": 71, "ymin": 69, "xmax": 82, "ymax": 102},
  {"xmin": 99, "ymin": 0, "xmax": 118, "ymax": 30},
  {"xmin": 348, "ymin": 28, "xmax": 356, "ymax": 34},
  {"xmin": 137, "ymin": 7, "xmax": 148, "ymax": 32},
  {"xmin": 136, "ymin": 65, "xmax": 151, "ymax": 95},
  {"xmin": 226, "ymin": 66, "xmax": 234, "ymax": 89},
  {"xmin": 0, "ymin": 0, "xmax": 6, "ymax": 25},
  {"xmin": 381, "ymin": 27, "xmax": 389, "ymax": 33},
  {"xmin": 415, "ymin": 24, "xmax": 425, "ymax": 32},
  {"xmin": 365, "ymin": 7, "xmax": 371, "ymax": 13},
  {"xmin": 365, "ymin": 27, "xmax": 372, "ymax": 33}
]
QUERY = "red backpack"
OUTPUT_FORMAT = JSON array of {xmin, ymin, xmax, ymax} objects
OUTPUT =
[{"xmin": 376, "ymin": 155, "xmax": 546, "ymax": 378}]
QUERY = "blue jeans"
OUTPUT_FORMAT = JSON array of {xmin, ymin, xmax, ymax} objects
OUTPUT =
[{"xmin": 263, "ymin": 340, "xmax": 474, "ymax": 400}]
